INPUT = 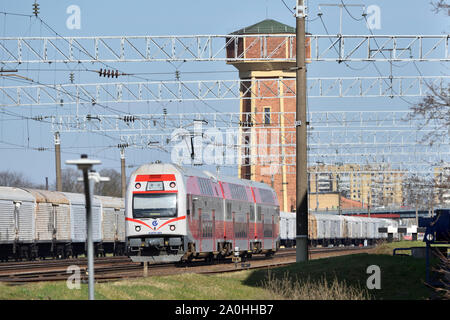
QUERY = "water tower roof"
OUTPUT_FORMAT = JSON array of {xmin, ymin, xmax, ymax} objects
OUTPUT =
[{"xmin": 230, "ymin": 19, "xmax": 295, "ymax": 35}]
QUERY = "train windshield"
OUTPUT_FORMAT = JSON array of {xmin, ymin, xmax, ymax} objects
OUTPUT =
[{"xmin": 133, "ymin": 193, "xmax": 177, "ymax": 218}]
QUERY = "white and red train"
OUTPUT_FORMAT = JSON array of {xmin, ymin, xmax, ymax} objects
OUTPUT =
[{"xmin": 125, "ymin": 163, "xmax": 280, "ymax": 263}]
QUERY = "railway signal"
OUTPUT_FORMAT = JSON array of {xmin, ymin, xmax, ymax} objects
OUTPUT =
[{"xmin": 66, "ymin": 155, "xmax": 105, "ymax": 301}]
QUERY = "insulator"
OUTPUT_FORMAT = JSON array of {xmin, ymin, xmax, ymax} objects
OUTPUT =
[
  {"xmin": 123, "ymin": 115, "xmax": 136, "ymax": 122},
  {"xmin": 33, "ymin": 3, "xmax": 39, "ymax": 16},
  {"xmin": 99, "ymin": 68, "xmax": 103, "ymax": 77}
]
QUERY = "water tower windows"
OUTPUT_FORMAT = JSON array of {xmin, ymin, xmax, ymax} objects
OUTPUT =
[{"xmin": 264, "ymin": 107, "xmax": 271, "ymax": 125}]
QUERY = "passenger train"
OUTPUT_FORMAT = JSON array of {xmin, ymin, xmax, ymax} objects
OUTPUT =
[
  {"xmin": 125, "ymin": 163, "xmax": 280, "ymax": 263},
  {"xmin": 0, "ymin": 163, "xmax": 400, "ymax": 262}
]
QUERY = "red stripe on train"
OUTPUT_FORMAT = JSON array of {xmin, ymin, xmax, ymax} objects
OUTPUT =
[
  {"xmin": 125, "ymin": 217, "xmax": 153, "ymax": 230},
  {"xmin": 135, "ymin": 174, "xmax": 176, "ymax": 182},
  {"xmin": 156, "ymin": 216, "xmax": 186, "ymax": 230},
  {"xmin": 133, "ymin": 190, "xmax": 178, "ymax": 194}
]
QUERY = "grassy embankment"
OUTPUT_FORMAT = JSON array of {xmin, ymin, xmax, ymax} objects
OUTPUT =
[{"xmin": 0, "ymin": 241, "xmax": 440, "ymax": 300}]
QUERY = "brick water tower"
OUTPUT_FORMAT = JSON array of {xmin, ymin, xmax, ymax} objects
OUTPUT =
[{"xmin": 226, "ymin": 19, "xmax": 310, "ymax": 212}]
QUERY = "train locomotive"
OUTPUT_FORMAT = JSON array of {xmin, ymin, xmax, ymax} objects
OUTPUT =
[{"xmin": 125, "ymin": 163, "xmax": 280, "ymax": 263}]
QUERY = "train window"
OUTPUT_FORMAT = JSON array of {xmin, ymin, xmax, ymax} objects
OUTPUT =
[
  {"xmin": 133, "ymin": 193, "xmax": 177, "ymax": 218},
  {"xmin": 250, "ymin": 205, "xmax": 255, "ymax": 221},
  {"xmin": 229, "ymin": 183, "xmax": 247, "ymax": 201},
  {"xmin": 226, "ymin": 202, "xmax": 232, "ymax": 220},
  {"xmin": 257, "ymin": 206, "xmax": 262, "ymax": 221},
  {"xmin": 198, "ymin": 178, "xmax": 214, "ymax": 196}
]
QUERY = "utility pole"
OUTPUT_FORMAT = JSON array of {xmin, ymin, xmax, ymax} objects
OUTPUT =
[
  {"xmin": 337, "ymin": 174, "xmax": 341, "ymax": 215},
  {"xmin": 296, "ymin": 0, "xmax": 308, "ymax": 262},
  {"xmin": 120, "ymin": 147, "xmax": 126, "ymax": 198},
  {"xmin": 54, "ymin": 132, "xmax": 62, "ymax": 191}
]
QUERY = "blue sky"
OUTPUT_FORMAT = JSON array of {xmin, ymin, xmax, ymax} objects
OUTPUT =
[{"xmin": 0, "ymin": 0, "xmax": 448, "ymax": 186}]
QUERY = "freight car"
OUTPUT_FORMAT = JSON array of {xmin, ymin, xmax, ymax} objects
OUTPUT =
[
  {"xmin": 280, "ymin": 211, "xmax": 398, "ymax": 248},
  {"xmin": 125, "ymin": 163, "xmax": 280, "ymax": 263},
  {"xmin": 0, "ymin": 187, "xmax": 125, "ymax": 261}
]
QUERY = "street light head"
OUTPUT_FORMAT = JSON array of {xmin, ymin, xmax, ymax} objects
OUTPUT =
[{"xmin": 66, "ymin": 155, "xmax": 102, "ymax": 170}]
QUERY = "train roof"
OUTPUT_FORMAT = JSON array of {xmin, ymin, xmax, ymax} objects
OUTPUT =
[
  {"xmin": 96, "ymin": 195, "xmax": 124, "ymax": 208},
  {"xmin": 62, "ymin": 192, "xmax": 101, "ymax": 205},
  {"xmin": 133, "ymin": 163, "xmax": 274, "ymax": 191},
  {"xmin": 23, "ymin": 188, "xmax": 70, "ymax": 205},
  {"xmin": 0, "ymin": 186, "xmax": 35, "ymax": 202}
]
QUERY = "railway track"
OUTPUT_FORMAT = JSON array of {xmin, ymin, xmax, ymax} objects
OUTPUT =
[{"xmin": 0, "ymin": 246, "xmax": 375, "ymax": 284}]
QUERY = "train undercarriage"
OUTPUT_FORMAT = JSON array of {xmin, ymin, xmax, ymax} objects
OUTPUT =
[
  {"xmin": 0, "ymin": 241, "xmax": 126, "ymax": 262},
  {"xmin": 127, "ymin": 235, "xmax": 278, "ymax": 263}
]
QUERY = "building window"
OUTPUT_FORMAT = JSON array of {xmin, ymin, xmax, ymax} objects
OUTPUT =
[{"xmin": 264, "ymin": 107, "xmax": 271, "ymax": 125}]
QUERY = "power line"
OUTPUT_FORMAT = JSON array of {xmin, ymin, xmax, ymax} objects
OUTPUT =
[
  {"xmin": 281, "ymin": 0, "xmax": 294, "ymax": 14},
  {"xmin": 339, "ymin": 0, "xmax": 365, "ymax": 21}
]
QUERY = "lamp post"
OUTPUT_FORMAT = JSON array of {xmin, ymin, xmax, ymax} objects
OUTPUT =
[{"xmin": 66, "ymin": 155, "xmax": 108, "ymax": 300}]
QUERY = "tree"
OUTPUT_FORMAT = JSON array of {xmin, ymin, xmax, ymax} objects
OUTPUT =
[
  {"xmin": 431, "ymin": 0, "xmax": 450, "ymax": 15},
  {"xmin": 0, "ymin": 170, "xmax": 34, "ymax": 188},
  {"xmin": 410, "ymin": 83, "xmax": 450, "ymax": 145},
  {"xmin": 60, "ymin": 167, "xmax": 84, "ymax": 193},
  {"xmin": 94, "ymin": 168, "xmax": 122, "ymax": 197},
  {"xmin": 409, "ymin": 2, "xmax": 449, "ymax": 145},
  {"xmin": 59, "ymin": 167, "xmax": 123, "ymax": 197}
]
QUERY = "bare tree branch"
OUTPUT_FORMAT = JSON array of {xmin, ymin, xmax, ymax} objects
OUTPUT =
[
  {"xmin": 409, "ymin": 83, "xmax": 450, "ymax": 146},
  {"xmin": 431, "ymin": 0, "xmax": 450, "ymax": 15}
]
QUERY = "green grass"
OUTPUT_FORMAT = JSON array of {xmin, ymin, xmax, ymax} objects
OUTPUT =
[
  {"xmin": 0, "ymin": 271, "xmax": 279, "ymax": 300},
  {"xmin": 244, "ymin": 253, "xmax": 435, "ymax": 300},
  {"xmin": 0, "ymin": 241, "xmax": 439, "ymax": 300},
  {"xmin": 373, "ymin": 240, "xmax": 426, "ymax": 255}
]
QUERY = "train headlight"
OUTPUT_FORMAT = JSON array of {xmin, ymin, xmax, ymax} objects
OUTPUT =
[
  {"xmin": 135, "ymin": 225, "xmax": 141, "ymax": 232},
  {"xmin": 169, "ymin": 181, "xmax": 176, "ymax": 188},
  {"xmin": 170, "ymin": 225, "xmax": 176, "ymax": 231},
  {"xmin": 135, "ymin": 182, "xmax": 141, "ymax": 189}
]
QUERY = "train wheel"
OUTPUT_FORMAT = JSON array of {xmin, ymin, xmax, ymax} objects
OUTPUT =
[{"xmin": 205, "ymin": 254, "xmax": 214, "ymax": 264}]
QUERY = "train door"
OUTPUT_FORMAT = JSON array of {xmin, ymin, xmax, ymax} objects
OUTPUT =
[
  {"xmin": 225, "ymin": 201, "xmax": 231, "ymax": 241},
  {"xmin": 198, "ymin": 208, "xmax": 202, "ymax": 252},
  {"xmin": 271, "ymin": 213, "xmax": 274, "ymax": 250},
  {"xmin": 232, "ymin": 211, "xmax": 235, "ymax": 250},
  {"xmin": 212, "ymin": 209, "xmax": 216, "ymax": 251},
  {"xmin": 50, "ymin": 204, "xmax": 57, "ymax": 241},
  {"xmin": 246, "ymin": 211, "xmax": 250, "ymax": 251},
  {"xmin": 13, "ymin": 202, "xmax": 20, "ymax": 241}
]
